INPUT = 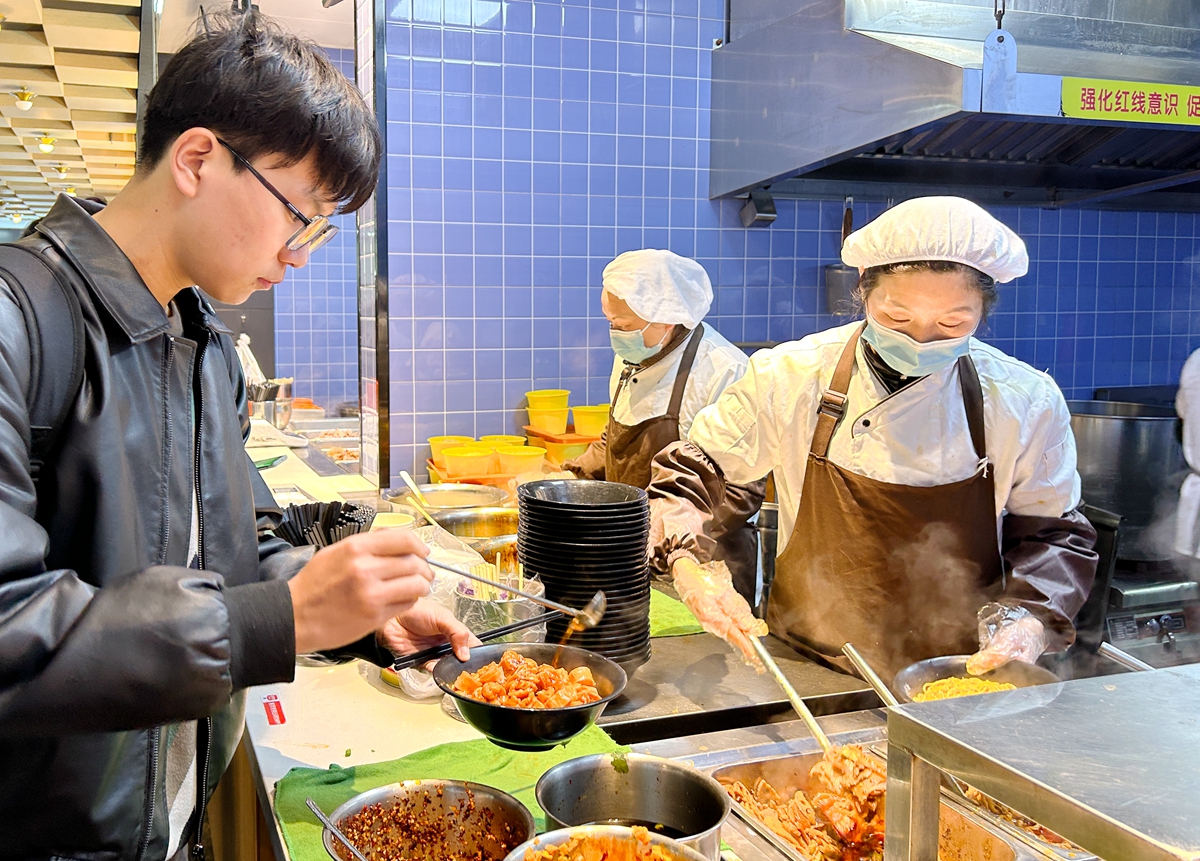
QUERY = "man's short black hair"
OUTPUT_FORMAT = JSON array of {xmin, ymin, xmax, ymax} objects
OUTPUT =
[{"xmin": 140, "ymin": 9, "xmax": 381, "ymax": 214}]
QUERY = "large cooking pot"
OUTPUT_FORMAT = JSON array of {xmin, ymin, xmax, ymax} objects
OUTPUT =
[{"xmin": 1067, "ymin": 400, "xmax": 1187, "ymax": 561}]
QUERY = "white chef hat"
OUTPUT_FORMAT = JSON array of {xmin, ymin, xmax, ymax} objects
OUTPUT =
[
  {"xmin": 841, "ymin": 196, "xmax": 1028, "ymax": 283},
  {"xmin": 602, "ymin": 249, "xmax": 714, "ymax": 329}
]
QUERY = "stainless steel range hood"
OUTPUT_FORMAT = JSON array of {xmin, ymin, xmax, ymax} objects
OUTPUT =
[{"xmin": 710, "ymin": 1, "xmax": 1200, "ymax": 209}]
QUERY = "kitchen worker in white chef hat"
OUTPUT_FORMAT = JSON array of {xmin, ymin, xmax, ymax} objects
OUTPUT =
[
  {"xmin": 564, "ymin": 249, "xmax": 766, "ymax": 600},
  {"xmin": 646, "ymin": 197, "xmax": 1099, "ymax": 681}
]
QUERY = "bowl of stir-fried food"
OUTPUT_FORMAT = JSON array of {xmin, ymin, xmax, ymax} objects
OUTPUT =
[
  {"xmin": 504, "ymin": 824, "xmax": 709, "ymax": 861},
  {"xmin": 321, "ymin": 779, "xmax": 535, "ymax": 861},
  {"xmin": 892, "ymin": 655, "xmax": 1060, "ymax": 704},
  {"xmin": 433, "ymin": 644, "xmax": 627, "ymax": 750}
]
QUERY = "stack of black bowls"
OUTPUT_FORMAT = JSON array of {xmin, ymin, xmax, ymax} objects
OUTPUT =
[{"xmin": 517, "ymin": 480, "xmax": 651, "ymax": 677}]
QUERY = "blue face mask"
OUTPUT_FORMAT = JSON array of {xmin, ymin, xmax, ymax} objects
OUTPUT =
[
  {"xmin": 610, "ymin": 324, "xmax": 668, "ymax": 364},
  {"xmin": 861, "ymin": 312, "xmax": 976, "ymax": 377}
]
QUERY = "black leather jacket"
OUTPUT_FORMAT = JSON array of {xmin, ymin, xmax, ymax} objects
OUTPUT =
[{"xmin": 0, "ymin": 196, "xmax": 307, "ymax": 860}]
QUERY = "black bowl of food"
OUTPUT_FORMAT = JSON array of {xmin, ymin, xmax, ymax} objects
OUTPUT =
[
  {"xmin": 893, "ymin": 655, "xmax": 1061, "ymax": 704},
  {"xmin": 433, "ymin": 643, "xmax": 628, "ymax": 751},
  {"xmin": 320, "ymin": 779, "xmax": 534, "ymax": 861}
]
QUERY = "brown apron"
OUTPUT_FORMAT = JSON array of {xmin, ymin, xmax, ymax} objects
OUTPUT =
[
  {"xmin": 767, "ymin": 325, "xmax": 1004, "ymax": 680},
  {"xmin": 606, "ymin": 326, "xmax": 759, "ymax": 599}
]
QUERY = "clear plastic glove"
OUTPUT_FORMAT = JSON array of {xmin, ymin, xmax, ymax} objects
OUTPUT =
[
  {"xmin": 966, "ymin": 603, "xmax": 1048, "ymax": 675},
  {"xmin": 672, "ymin": 557, "xmax": 768, "ymax": 670}
]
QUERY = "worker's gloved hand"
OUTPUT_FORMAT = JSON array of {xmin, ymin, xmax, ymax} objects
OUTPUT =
[
  {"xmin": 966, "ymin": 603, "xmax": 1048, "ymax": 675},
  {"xmin": 672, "ymin": 557, "xmax": 768, "ymax": 671}
]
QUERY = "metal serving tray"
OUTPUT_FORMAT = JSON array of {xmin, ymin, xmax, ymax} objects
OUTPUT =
[{"xmin": 710, "ymin": 751, "xmax": 1042, "ymax": 861}]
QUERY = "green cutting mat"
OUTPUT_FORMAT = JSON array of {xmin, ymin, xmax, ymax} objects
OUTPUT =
[
  {"xmin": 648, "ymin": 588, "xmax": 703, "ymax": 638},
  {"xmin": 275, "ymin": 724, "xmax": 628, "ymax": 861}
]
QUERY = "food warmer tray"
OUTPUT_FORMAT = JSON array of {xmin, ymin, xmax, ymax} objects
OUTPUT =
[
  {"xmin": 865, "ymin": 742, "xmax": 1096, "ymax": 861},
  {"xmin": 885, "ymin": 664, "xmax": 1200, "ymax": 861},
  {"xmin": 710, "ymin": 750, "xmax": 1043, "ymax": 861}
]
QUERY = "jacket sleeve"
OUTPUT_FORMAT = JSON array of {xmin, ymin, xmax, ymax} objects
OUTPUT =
[
  {"xmin": 1000, "ymin": 508, "xmax": 1098, "ymax": 651},
  {"xmin": 0, "ymin": 282, "xmax": 290, "ymax": 736},
  {"xmin": 563, "ymin": 433, "xmax": 607, "ymax": 480},
  {"xmin": 217, "ymin": 328, "xmax": 314, "ymax": 580},
  {"xmin": 646, "ymin": 440, "xmax": 764, "ymax": 574}
]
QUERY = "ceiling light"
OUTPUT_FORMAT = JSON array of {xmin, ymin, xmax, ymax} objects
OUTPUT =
[
  {"xmin": 13, "ymin": 89, "xmax": 35, "ymax": 111},
  {"xmin": 37, "ymin": 135, "xmax": 56, "ymax": 154},
  {"xmin": 54, "ymin": 165, "xmax": 69, "ymax": 176},
  {"xmin": 11, "ymin": 213, "xmax": 23, "ymax": 224},
  {"xmin": 0, "ymin": 14, "xmax": 7, "ymax": 32},
  {"xmin": 65, "ymin": 186, "xmax": 77, "ymax": 196}
]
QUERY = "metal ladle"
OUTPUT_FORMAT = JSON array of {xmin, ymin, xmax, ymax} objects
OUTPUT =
[{"xmin": 425, "ymin": 558, "xmax": 607, "ymax": 631}]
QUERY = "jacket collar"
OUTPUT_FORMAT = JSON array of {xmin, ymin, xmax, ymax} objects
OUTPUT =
[{"xmin": 32, "ymin": 195, "xmax": 229, "ymax": 343}]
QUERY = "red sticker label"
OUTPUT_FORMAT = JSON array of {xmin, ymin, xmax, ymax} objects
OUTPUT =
[{"xmin": 262, "ymin": 694, "xmax": 286, "ymax": 725}]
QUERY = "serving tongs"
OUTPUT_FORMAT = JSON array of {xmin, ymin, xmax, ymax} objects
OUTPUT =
[
  {"xmin": 749, "ymin": 636, "xmax": 832, "ymax": 750},
  {"xmin": 841, "ymin": 642, "xmax": 974, "ymax": 804}
]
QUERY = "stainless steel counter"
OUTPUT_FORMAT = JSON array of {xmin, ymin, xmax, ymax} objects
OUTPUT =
[
  {"xmin": 596, "ymin": 633, "xmax": 877, "ymax": 744},
  {"xmin": 885, "ymin": 663, "xmax": 1200, "ymax": 861}
]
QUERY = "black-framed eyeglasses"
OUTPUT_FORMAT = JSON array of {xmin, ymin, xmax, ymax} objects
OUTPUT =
[{"xmin": 217, "ymin": 138, "xmax": 338, "ymax": 254}]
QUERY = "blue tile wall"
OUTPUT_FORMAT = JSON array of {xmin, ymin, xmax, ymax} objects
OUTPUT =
[
  {"xmin": 295, "ymin": 1, "xmax": 1200, "ymax": 482},
  {"xmin": 273, "ymin": 47, "xmax": 360, "ymax": 412}
]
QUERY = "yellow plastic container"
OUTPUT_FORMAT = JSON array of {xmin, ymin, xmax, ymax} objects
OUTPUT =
[
  {"xmin": 497, "ymin": 445, "xmax": 545, "ymax": 474},
  {"xmin": 544, "ymin": 440, "xmax": 589, "ymax": 465},
  {"xmin": 478, "ymin": 434, "xmax": 526, "ymax": 449},
  {"xmin": 442, "ymin": 446, "xmax": 495, "ymax": 477},
  {"xmin": 527, "ymin": 407, "xmax": 569, "ymax": 435},
  {"xmin": 526, "ymin": 389, "xmax": 570, "ymax": 410},
  {"xmin": 572, "ymin": 405, "xmax": 610, "ymax": 437},
  {"xmin": 429, "ymin": 435, "xmax": 475, "ymax": 467}
]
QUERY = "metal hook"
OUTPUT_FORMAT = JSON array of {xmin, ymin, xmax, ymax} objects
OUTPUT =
[{"xmin": 994, "ymin": 0, "xmax": 1005, "ymax": 30}]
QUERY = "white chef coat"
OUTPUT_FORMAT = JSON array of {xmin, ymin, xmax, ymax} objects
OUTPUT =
[
  {"xmin": 1174, "ymin": 349, "xmax": 1200, "ymax": 557},
  {"xmin": 609, "ymin": 324, "xmax": 748, "ymax": 437},
  {"xmin": 687, "ymin": 321, "xmax": 1082, "ymax": 552}
]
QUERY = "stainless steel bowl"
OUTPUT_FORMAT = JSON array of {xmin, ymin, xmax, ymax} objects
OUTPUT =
[
  {"xmin": 320, "ymin": 779, "xmax": 535, "ymax": 861},
  {"xmin": 433, "ymin": 507, "xmax": 519, "ymax": 542},
  {"xmin": 504, "ymin": 824, "xmax": 709, "ymax": 861},
  {"xmin": 536, "ymin": 754, "xmax": 730, "ymax": 860},
  {"xmin": 892, "ymin": 655, "xmax": 1061, "ymax": 704},
  {"xmin": 384, "ymin": 483, "xmax": 510, "ymax": 511}
]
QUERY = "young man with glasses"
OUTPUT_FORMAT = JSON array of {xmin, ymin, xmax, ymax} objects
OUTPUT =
[{"xmin": 0, "ymin": 11, "xmax": 469, "ymax": 860}]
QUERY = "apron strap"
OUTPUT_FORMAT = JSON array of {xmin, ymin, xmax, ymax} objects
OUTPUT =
[
  {"xmin": 812, "ymin": 325, "xmax": 987, "ymax": 462},
  {"xmin": 957, "ymin": 353, "xmax": 987, "ymax": 461},
  {"xmin": 666, "ymin": 324, "xmax": 706, "ymax": 418},
  {"xmin": 811, "ymin": 324, "xmax": 865, "ymax": 458}
]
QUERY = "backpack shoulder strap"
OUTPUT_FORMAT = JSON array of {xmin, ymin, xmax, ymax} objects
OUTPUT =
[{"xmin": 0, "ymin": 243, "xmax": 86, "ymax": 482}]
